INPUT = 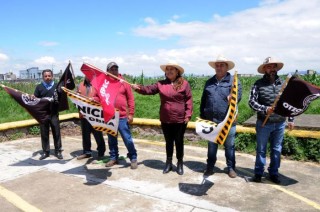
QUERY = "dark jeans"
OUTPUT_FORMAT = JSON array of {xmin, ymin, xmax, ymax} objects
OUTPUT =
[
  {"xmin": 207, "ymin": 125, "xmax": 236, "ymax": 171},
  {"xmin": 161, "ymin": 122, "xmax": 187, "ymax": 160},
  {"xmin": 81, "ymin": 118, "xmax": 106, "ymax": 157},
  {"xmin": 40, "ymin": 114, "xmax": 62, "ymax": 153}
]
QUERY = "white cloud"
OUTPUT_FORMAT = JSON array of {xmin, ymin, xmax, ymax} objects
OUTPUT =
[
  {"xmin": 5, "ymin": 0, "xmax": 320, "ymax": 77},
  {"xmin": 132, "ymin": 0, "xmax": 320, "ymax": 75},
  {"xmin": 38, "ymin": 41, "xmax": 59, "ymax": 47},
  {"xmin": 34, "ymin": 56, "xmax": 56, "ymax": 65},
  {"xmin": 0, "ymin": 53, "xmax": 9, "ymax": 61}
]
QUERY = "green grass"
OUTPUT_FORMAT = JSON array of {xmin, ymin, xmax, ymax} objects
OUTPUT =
[{"xmin": 0, "ymin": 74, "xmax": 319, "ymax": 123}]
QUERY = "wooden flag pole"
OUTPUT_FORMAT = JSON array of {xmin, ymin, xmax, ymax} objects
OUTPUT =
[
  {"xmin": 82, "ymin": 62, "xmax": 133, "ymax": 86},
  {"xmin": 105, "ymin": 71, "xmax": 133, "ymax": 86},
  {"xmin": 262, "ymin": 74, "xmax": 292, "ymax": 127}
]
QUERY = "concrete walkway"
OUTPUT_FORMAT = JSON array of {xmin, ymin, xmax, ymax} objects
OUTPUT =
[
  {"xmin": 0, "ymin": 136, "xmax": 319, "ymax": 212},
  {"xmin": 243, "ymin": 114, "xmax": 320, "ymax": 130}
]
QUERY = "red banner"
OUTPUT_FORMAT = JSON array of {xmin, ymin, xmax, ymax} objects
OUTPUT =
[{"xmin": 80, "ymin": 63, "xmax": 121, "ymax": 122}]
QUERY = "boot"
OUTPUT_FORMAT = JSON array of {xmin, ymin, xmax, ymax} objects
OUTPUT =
[
  {"xmin": 163, "ymin": 158, "xmax": 172, "ymax": 174},
  {"xmin": 177, "ymin": 159, "xmax": 184, "ymax": 175}
]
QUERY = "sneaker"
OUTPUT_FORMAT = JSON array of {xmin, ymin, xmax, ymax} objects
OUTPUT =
[
  {"xmin": 77, "ymin": 154, "xmax": 91, "ymax": 160},
  {"xmin": 105, "ymin": 160, "xmax": 118, "ymax": 167},
  {"xmin": 228, "ymin": 169, "xmax": 237, "ymax": 178},
  {"xmin": 253, "ymin": 174, "xmax": 262, "ymax": 183},
  {"xmin": 204, "ymin": 168, "xmax": 214, "ymax": 176},
  {"xmin": 270, "ymin": 175, "xmax": 281, "ymax": 184},
  {"xmin": 131, "ymin": 160, "xmax": 138, "ymax": 169}
]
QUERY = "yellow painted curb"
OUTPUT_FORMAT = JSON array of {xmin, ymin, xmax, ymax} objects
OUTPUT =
[
  {"xmin": 0, "ymin": 184, "xmax": 42, "ymax": 212},
  {"xmin": 0, "ymin": 113, "xmax": 319, "ymax": 139}
]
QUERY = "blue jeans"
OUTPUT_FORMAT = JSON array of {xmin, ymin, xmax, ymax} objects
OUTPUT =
[
  {"xmin": 207, "ymin": 125, "xmax": 236, "ymax": 171},
  {"xmin": 254, "ymin": 120, "xmax": 285, "ymax": 176},
  {"xmin": 107, "ymin": 118, "xmax": 137, "ymax": 161}
]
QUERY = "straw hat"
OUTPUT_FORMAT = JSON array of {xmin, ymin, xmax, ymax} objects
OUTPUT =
[
  {"xmin": 257, "ymin": 57, "xmax": 284, "ymax": 74},
  {"xmin": 208, "ymin": 55, "xmax": 235, "ymax": 71},
  {"xmin": 160, "ymin": 63, "xmax": 184, "ymax": 75}
]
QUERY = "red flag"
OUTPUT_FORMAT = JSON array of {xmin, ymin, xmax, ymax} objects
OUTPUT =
[
  {"xmin": 1, "ymin": 85, "xmax": 51, "ymax": 123},
  {"xmin": 80, "ymin": 63, "xmax": 121, "ymax": 122},
  {"xmin": 274, "ymin": 76, "xmax": 320, "ymax": 117}
]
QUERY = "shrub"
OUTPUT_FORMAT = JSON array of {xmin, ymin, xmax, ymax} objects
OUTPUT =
[
  {"xmin": 235, "ymin": 133, "xmax": 256, "ymax": 153},
  {"xmin": 29, "ymin": 126, "xmax": 41, "ymax": 135}
]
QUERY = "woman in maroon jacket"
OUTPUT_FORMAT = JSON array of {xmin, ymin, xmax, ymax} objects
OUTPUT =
[{"xmin": 133, "ymin": 63, "xmax": 193, "ymax": 175}]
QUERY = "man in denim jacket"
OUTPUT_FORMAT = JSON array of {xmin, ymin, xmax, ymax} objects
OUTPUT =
[{"xmin": 200, "ymin": 55, "xmax": 242, "ymax": 178}]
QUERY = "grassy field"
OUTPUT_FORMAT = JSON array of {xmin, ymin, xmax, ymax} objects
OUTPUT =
[{"xmin": 0, "ymin": 74, "xmax": 319, "ymax": 124}]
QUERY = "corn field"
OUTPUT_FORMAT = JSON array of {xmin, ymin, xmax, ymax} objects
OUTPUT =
[{"xmin": 0, "ymin": 74, "xmax": 319, "ymax": 123}]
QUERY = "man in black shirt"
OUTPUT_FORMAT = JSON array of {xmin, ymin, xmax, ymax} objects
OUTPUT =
[{"xmin": 34, "ymin": 69, "xmax": 63, "ymax": 160}]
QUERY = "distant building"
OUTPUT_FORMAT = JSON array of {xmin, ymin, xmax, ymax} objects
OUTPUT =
[
  {"xmin": 1, "ymin": 72, "xmax": 17, "ymax": 80},
  {"xmin": 307, "ymin": 70, "xmax": 316, "ymax": 75},
  {"xmin": 19, "ymin": 67, "xmax": 42, "ymax": 80},
  {"xmin": 53, "ymin": 70, "xmax": 63, "ymax": 80}
]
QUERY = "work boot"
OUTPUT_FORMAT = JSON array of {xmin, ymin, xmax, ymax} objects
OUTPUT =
[
  {"xmin": 176, "ymin": 159, "xmax": 184, "ymax": 175},
  {"xmin": 163, "ymin": 158, "xmax": 172, "ymax": 174},
  {"xmin": 77, "ymin": 154, "xmax": 91, "ymax": 160},
  {"xmin": 270, "ymin": 175, "xmax": 281, "ymax": 184},
  {"xmin": 228, "ymin": 168, "xmax": 237, "ymax": 178},
  {"xmin": 204, "ymin": 167, "xmax": 214, "ymax": 176},
  {"xmin": 253, "ymin": 174, "xmax": 262, "ymax": 183},
  {"xmin": 105, "ymin": 159, "xmax": 118, "ymax": 167},
  {"xmin": 131, "ymin": 159, "xmax": 138, "ymax": 169}
]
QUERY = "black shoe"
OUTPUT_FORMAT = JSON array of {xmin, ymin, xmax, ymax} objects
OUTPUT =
[
  {"xmin": 55, "ymin": 152, "xmax": 63, "ymax": 160},
  {"xmin": 270, "ymin": 175, "xmax": 281, "ymax": 184},
  {"xmin": 39, "ymin": 153, "xmax": 49, "ymax": 160},
  {"xmin": 177, "ymin": 160, "xmax": 184, "ymax": 175},
  {"xmin": 204, "ymin": 168, "xmax": 214, "ymax": 176},
  {"xmin": 253, "ymin": 174, "xmax": 262, "ymax": 183},
  {"xmin": 163, "ymin": 162, "xmax": 172, "ymax": 174}
]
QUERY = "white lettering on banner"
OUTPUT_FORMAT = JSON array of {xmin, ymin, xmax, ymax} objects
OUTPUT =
[
  {"xmin": 282, "ymin": 102, "xmax": 303, "ymax": 115},
  {"xmin": 282, "ymin": 94, "xmax": 320, "ymax": 116},
  {"xmin": 100, "ymin": 79, "xmax": 110, "ymax": 105},
  {"xmin": 21, "ymin": 94, "xmax": 41, "ymax": 105}
]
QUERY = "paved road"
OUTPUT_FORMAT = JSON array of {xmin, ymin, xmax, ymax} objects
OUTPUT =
[{"xmin": 0, "ymin": 136, "xmax": 319, "ymax": 212}]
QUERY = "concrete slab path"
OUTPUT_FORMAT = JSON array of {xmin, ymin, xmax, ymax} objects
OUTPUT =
[{"xmin": 0, "ymin": 136, "xmax": 319, "ymax": 212}]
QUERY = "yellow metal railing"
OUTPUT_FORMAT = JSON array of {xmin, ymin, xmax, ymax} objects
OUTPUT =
[{"xmin": 0, "ymin": 113, "xmax": 319, "ymax": 139}]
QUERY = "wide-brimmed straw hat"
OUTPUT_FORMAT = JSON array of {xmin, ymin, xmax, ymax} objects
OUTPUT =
[
  {"xmin": 257, "ymin": 57, "xmax": 284, "ymax": 74},
  {"xmin": 208, "ymin": 55, "xmax": 235, "ymax": 71},
  {"xmin": 160, "ymin": 63, "xmax": 184, "ymax": 75}
]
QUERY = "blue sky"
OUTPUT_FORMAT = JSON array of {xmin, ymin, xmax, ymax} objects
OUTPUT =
[{"xmin": 0, "ymin": 0, "xmax": 319, "ymax": 77}]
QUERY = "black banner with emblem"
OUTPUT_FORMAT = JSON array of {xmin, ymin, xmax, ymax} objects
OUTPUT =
[{"xmin": 274, "ymin": 76, "xmax": 320, "ymax": 117}]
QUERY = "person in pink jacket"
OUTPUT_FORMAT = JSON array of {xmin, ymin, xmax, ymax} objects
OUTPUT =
[
  {"xmin": 132, "ymin": 63, "xmax": 193, "ymax": 175},
  {"xmin": 105, "ymin": 62, "xmax": 138, "ymax": 169}
]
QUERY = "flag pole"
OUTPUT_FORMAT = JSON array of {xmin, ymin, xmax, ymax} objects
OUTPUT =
[
  {"xmin": 262, "ymin": 74, "xmax": 292, "ymax": 127},
  {"xmin": 105, "ymin": 71, "xmax": 133, "ymax": 86},
  {"xmin": 82, "ymin": 63, "xmax": 133, "ymax": 86}
]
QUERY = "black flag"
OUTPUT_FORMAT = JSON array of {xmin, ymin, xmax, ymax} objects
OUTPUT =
[
  {"xmin": 1, "ymin": 85, "xmax": 51, "ymax": 124},
  {"xmin": 56, "ymin": 62, "xmax": 75, "ymax": 111},
  {"xmin": 274, "ymin": 76, "xmax": 320, "ymax": 117}
]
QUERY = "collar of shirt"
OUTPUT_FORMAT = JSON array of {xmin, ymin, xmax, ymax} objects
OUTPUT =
[{"xmin": 42, "ymin": 81, "xmax": 54, "ymax": 90}]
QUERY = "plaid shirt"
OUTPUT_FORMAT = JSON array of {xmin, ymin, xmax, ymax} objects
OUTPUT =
[{"xmin": 249, "ymin": 77, "xmax": 294, "ymax": 122}]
